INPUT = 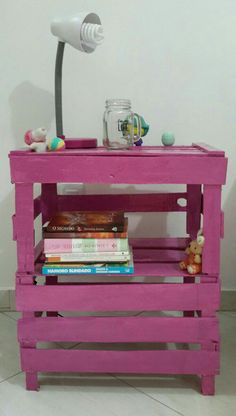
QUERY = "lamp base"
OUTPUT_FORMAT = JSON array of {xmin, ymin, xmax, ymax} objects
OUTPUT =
[{"xmin": 64, "ymin": 138, "xmax": 97, "ymax": 149}]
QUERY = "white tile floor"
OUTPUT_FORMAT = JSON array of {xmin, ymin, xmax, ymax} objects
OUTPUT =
[{"xmin": 0, "ymin": 311, "xmax": 236, "ymax": 416}]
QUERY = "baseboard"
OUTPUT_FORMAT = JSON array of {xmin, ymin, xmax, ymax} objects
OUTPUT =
[{"xmin": 0, "ymin": 289, "xmax": 236, "ymax": 312}]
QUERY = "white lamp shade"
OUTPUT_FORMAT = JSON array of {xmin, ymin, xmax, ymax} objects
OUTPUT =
[{"xmin": 51, "ymin": 12, "xmax": 102, "ymax": 53}]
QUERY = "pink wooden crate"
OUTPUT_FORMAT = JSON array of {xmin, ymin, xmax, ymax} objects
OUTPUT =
[{"xmin": 9, "ymin": 143, "xmax": 227, "ymax": 394}]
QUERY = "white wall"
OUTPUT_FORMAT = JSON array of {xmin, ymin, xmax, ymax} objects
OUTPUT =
[{"xmin": 1, "ymin": 0, "xmax": 236, "ymax": 289}]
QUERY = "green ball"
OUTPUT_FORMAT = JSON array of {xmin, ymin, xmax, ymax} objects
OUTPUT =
[{"xmin": 161, "ymin": 132, "xmax": 175, "ymax": 146}]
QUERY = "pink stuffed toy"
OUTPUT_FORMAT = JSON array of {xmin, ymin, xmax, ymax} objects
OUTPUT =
[
  {"xmin": 24, "ymin": 127, "xmax": 65, "ymax": 152},
  {"xmin": 24, "ymin": 127, "xmax": 48, "ymax": 152}
]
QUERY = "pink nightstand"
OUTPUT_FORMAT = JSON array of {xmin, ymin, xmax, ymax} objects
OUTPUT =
[{"xmin": 9, "ymin": 143, "xmax": 227, "ymax": 393}]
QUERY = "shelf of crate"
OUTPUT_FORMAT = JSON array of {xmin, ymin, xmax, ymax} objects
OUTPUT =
[{"xmin": 32, "ymin": 237, "xmax": 217, "ymax": 279}]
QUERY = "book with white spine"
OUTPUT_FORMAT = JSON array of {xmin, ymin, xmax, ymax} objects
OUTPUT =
[{"xmin": 45, "ymin": 250, "xmax": 130, "ymax": 263}]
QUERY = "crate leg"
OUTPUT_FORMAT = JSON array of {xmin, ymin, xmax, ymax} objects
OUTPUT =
[
  {"xmin": 201, "ymin": 375, "xmax": 215, "ymax": 395},
  {"xmin": 25, "ymin": 372, "xmax": 39, "ymax": 391}
]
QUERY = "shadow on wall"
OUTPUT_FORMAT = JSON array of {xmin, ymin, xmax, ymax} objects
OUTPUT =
[
  {"xmin": 221, "ymin": 180, "xmax": 236, "ymax": 288},
  {"xmin": 9, "ymin": 81, "xmax": 54, "ymax": 147},
  {"xmin": 84, "ymin": 183, "xmax": 169, "ymax": 237},
  {"xmin": 0, "ymin": 189, "xmax": 16, "ymax": 288}
]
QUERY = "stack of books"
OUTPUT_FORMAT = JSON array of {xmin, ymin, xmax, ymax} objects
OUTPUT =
[{"xmin": 42, "ymin": 211, "xmax": 134, "ymax": 275}]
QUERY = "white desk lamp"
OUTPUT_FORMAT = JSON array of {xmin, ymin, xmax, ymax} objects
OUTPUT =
[{"xmin": 51, "ymin": 12, "xmax": 104, "ymax": 148}]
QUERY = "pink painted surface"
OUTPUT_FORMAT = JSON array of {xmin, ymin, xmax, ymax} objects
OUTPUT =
[
  {"xmin": 16, "ymin": 283, "xmax": 220, "ymax": 312},
  {"xmin": 9, "ymin": 144, "xmax": 223, "ymax": 157},
  {"xmin": 10, "ymin": 154, "xmax": 227, "ymax": 185},
  {"xmin": 57, "ymin": 193, "xmax": 187, "ymax": 213},
  {"xmin": 18, "ymin": 316, "xmax": 219, "ymax": 343},
  {"xmin": 186, "ymin": 185, "xmax": 201, "ymax": 239},
  {"xmin": 34, "ymin": 196, "xmax": 41, "ymax": 219},
  {"xmin": 15, "ymin": 184, "xmax": 34, "ymax": 272},
  {"xmin": 20, "ymin": 348, "xmax": 219, "ymax": 375},
  {"xmin": 202, "ymin": 185, "xmax": 222, "ymax": 274},
  {"xmin": 9, "ymin": 144, "xmax": 227, "ymax": 185},
  {"xmin": 64, "ymin": 138, "xmax": 97, "ymax": 148},
  {"xmin": 9, "ymin": 143, "xmax": 227, "ymax": 393}
]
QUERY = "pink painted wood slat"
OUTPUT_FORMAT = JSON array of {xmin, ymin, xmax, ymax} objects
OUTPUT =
[
  {"xmin": 34, "ymin": 196, "xmax": 41, "ymax": 219},
  {"xmin": 192, "ymin": 143, "xmax": 225, "ymax": 156},
  {"xmin": 15, "ymin": 183, "xmax": 34, "ymax": 272},
  {"xmin": 133, "ymin": 248, "xmax": 184, "ymax": 263},
  {"xmin": 130, "ymin": 237, "xmax": 189, "ymax": 249},
  {"xmin": 186, "ymin": 185, "xmax": 202, "ymax": 239},
  {"xmin": 9, "ymin": 144, "xmax": 222, "ymax": 157},
  {"xmin": 18, "ymin": 316, "xmax": 219, "ymax": 344},
  {"xmin": 57, "ymin": 193, "xmax": 188, "ymax": 213},
  {"xmin": 20, "ymin": 348, "xmax": 219, "ymax": 375},
  {"xmin": 10, "ymin": 154, "xmax": 227, "ymax": 185},
  {"xmin": 202, "ymin": 185, "xmax": 222, "ymax": 274},
  {"xmin": 41, "ymin": 184, "xmax": 58, "ymax": 224},
  {"xmin": 16, "ymin": 283, "xmax": 220, "ymax": 312}
]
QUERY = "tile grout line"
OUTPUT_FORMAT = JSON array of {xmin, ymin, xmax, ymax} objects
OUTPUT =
[
  {"xmin": 221, "ymin": 311, "xmax": 236, "ymax": 318},
  {"xmin": 0, "ymin": 371, "xmax": 23, "ymax": 385},
  {"xmin": 2, "ymin": 312, "xmax": 18, "ymax": 322},
  {"xmin": 113, "ymin": 375, "xmax": 185, "ymax": 416}
]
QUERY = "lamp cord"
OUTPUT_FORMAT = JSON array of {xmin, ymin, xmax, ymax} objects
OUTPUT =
[{"xmin": 55, "ymin": 41, "xmax": 65, "ymax": 138}]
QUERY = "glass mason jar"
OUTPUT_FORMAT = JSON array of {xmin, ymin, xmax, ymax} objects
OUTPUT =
[{"xmin": 103, "ymin": 99, "xmax": 134, "ymax": 149}]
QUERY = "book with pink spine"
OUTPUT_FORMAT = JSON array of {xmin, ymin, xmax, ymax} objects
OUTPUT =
[{"xmin": 44, "ymin": 238, "xmax": 129, "ymax": 254}]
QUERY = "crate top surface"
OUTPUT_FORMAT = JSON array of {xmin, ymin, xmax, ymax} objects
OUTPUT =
[
  {"xmin": 9, "ymin": 143, "xmax": 227, "ymax": 185},
  {"xmin": 9, "ymin": 143, "xmax": 225, "ymax": 158}
]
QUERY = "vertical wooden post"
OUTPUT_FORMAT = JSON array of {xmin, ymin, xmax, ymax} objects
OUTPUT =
[
  {"xmin": 184, "ymin": 185, "xmax": 201, "ymax": 317},
  {"xmin": 201, "ymin": 375, "xmax": 215, "ymax": 395},
  {"xmin": 186, "ymin": 184, "xmax": 202, "ymax": 239},
  {"xmin": 15, "ymin": 184, "xmax": 34, "ymax": 273},
  {"xmin": 41, "ymin": 183, "xmax": 58, "ymax": 224},
  {"xmin": 202, "ymin": 185, "xmax": 222, "ymax": 275},
  {"xmin": 22, "ymin": 341, "xmax": 39, "ymax": 391},
  {"xmin": 41, "ymin": 184, "xmax": 58, "ymax": 317},
  {"xmin": 201, "ymin": 185, "xmax": 221, "ymax": 395}
]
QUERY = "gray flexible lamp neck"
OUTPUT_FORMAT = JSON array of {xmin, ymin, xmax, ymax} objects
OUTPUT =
[{"xmin": 55, "ymin": 41, "xmax": 65, "ymax": 138}]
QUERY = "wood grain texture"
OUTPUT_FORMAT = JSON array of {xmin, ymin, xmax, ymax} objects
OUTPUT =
[
  {"xmin": 202, "ymin": 185, "xmax": 222, "ymax": 274},
  {"xmin": 9, "ymin": 143, "xmax": 227, "ymax": 393},
  {"xmin": 15, "ymin": 184, "xmax": 34, "ymax": 272},
  {"xmin": 18, "ymin": 316, "xmax": 219, "ymax": 343},
  {"xmin": 20, "ymin": 348, "xmax": 219, "ymax": 375},
  {"xmin": 57, "ymin": 193, "xmax": 188, "ymax": 212},
  {"xmin": 41, "ymin": 184, "xmax": 58, "ymax": 224},
  {"xmin": 10, "ymin": 154, "xmax": 227, "ymax": 184},
  {"xmin": 16, "ymin": 283, "xmax": 220, "ymax": 312},
  {"xmin": 186, "ymin": 185, "xmax": 202, "ymax": 239}
]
